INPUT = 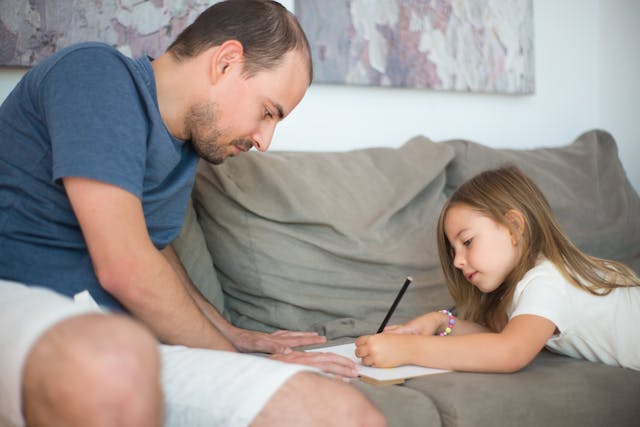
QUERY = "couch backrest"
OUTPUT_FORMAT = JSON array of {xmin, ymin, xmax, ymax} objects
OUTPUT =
[{"xmin": 172, "ymin": 129, "xmax": 640, "ymax": 337}]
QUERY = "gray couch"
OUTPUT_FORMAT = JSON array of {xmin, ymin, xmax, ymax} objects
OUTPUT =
[{"xmin": 172, "ymin": 129, "xmax": 640, "ymax": 426}]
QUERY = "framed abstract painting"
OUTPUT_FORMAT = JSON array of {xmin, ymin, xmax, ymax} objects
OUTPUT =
[
  {"xmin": 0, "ymin": 0, "xmax": 215, "ymax": 68},
  {"xmin": 295, "ymin": 0, "xmax": 534, "ymax": 94}
]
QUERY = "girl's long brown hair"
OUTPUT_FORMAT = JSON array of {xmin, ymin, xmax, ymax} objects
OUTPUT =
[{"xmin": 436, "ymin": 165, "xmax": 640, "ymax": 332}]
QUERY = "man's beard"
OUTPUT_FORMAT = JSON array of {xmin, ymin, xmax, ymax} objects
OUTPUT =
[{"xmin": 184, "ymin": 101, "xmax": 252, "ymax": 165}]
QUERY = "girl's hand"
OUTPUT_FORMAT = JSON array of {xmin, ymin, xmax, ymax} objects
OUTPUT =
[
  {"xmin": 354, "ymin": 334, "xmax": 414, "ymax": 368},
  {"xmin": 383, "ymin": 311, "xmax": 445, "ymax": 336}
]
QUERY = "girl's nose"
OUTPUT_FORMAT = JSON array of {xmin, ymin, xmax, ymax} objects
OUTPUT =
[{"xmin": 453, "ymin": 251, "xmax": 465, "ymax": 270}]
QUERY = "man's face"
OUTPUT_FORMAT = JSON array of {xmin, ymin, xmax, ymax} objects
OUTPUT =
[{"xmin": 186, "ymin": 50, "xmax": 309, "ymax": 164}]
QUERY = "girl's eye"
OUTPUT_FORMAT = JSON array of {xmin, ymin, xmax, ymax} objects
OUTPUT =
[
  {"xmin": 463, "ymin": 239, "xmax": 472, "ymax": 247},
  {"xmin": 264, "ymin": 109, "xmax": 273, "ymax": 119}
]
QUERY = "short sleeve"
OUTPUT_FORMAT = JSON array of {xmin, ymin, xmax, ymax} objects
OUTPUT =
[
  {"xmin": 42, "ymin": 46, "xmax": 147, "ymax": 198},
  {"xmin": 509, "ymin": 265, "xmax": 570, "ymax": 333}
]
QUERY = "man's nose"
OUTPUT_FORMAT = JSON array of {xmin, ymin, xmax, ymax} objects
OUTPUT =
[{"xmin": 252, "ymin": 122, "xmax": 277, "ymax": 152}]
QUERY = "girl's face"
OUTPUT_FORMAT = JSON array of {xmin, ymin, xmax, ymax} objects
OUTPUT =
[{"xmin": 444, "ymin": 204, "xmax": 520, "ymax": 293}]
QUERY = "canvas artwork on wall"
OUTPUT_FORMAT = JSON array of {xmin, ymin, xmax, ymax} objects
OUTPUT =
[
  {"xmin": 1, "ymin": 0, "xmax": 534, "ymax": 95},
  {"xmin": 295, "ymin": 0, "xmax": 535, "ymax": 94},
  {"xmin": 0, "ymin": 0, "xmax": 215, "ymax": 67}
]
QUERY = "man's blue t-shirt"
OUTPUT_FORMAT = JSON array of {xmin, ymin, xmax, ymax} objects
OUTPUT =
[{"xmin": 0, "ymin": 42, "xmax": 199, "ymax": 312}]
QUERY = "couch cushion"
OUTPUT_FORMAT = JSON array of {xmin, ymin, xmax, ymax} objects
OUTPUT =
[
  {"xmin": 443, "ymin": 129, "xmax": 640, "ymax": 273},
  {"xmin": 405, "ymin": 350, "xmax": 640, "ymax": 427},
  {"xmin": 353, "ymin": 380, "xmax": 442, "ymax": 427},
  {"xmin": 191, "ymin": 136, "xmax": 455, "ymax": 337},
  {"xmin": 170, "ymin": 198, "xmax": 226, "ymax": 314}
]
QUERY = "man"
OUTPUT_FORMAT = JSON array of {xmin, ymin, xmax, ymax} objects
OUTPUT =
[{"xmin": 0, "ymin": 1, "xmax": 385, "ymax": 426}]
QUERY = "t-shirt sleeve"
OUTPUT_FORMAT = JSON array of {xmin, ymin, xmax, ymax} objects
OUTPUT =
[
  {"xmin": 509, "ymin": 268, "xmax": 570, "ymax": 333},
  {"xmin": 42, "ymin": 47, "xmax": 147, "ymax": 198}
]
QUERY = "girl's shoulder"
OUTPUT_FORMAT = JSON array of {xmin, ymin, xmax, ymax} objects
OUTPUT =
[
  {"xmin": 521, "ymin": 258, "xmax": 563, "ymax": 282},
  {"xmin": 508, "ymin": 258, "xmax": 570, "ymax": 327},
  {"xmin": 512, "ymin": 258, "xmax": 573, "ymax": 305}
]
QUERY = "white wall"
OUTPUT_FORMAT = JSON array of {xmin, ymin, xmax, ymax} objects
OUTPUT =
[
  {"xmin": 0, "ymin": 68, "xmax": 22, "ymax": 103},
  {"xmin": 598, "ymin": 0, "xmax": 640, "ymax": 192},
  {"xmin": 1, "ymin": 0, "xmax": 638, "ymax": 192},
  {"xmin": 275, "ymin": 0, "xmax": 640, "ymax": 192}
]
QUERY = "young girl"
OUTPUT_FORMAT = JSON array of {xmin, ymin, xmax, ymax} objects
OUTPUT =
[{"xmin": 355, "ymin": 165, "xmax": 640, "ymax": 372}]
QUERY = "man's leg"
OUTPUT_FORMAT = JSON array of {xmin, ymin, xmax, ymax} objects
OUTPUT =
[
  {"xmin": 252, "ymin": 372, "xmax": 386, "ymax": 427},
  {"xmin": 0, "ymin": 281, "xmax": 162, "ymax": 427},
  {"xmin": 22, "ymin": 314, "xmax": 162, "ymax": 427},
  {"xmin": 161, "ymin": 345, "xmax": 385, "ymax": 427}
]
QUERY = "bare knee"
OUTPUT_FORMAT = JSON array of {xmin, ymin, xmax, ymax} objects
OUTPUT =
[
  {"xmin": 22, "ymin": 313, "xmax": 162, "ymax": 427},
  {"xmin": 253, "ymin": 372, "xmax": 386, "ymax": 427}
]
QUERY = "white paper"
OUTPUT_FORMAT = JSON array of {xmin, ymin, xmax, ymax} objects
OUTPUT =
[{"xmin": 307, "ymin": 342, "xmax": 449, "ymax": 382}]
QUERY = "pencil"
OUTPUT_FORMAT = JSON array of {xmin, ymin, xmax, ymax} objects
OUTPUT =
[{"xmin": 376, "ymin": 276, "xmax": 412, "ymax": 333}]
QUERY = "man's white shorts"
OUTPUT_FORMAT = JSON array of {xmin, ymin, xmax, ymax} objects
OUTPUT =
[{"xmin": 0, "ymin": 279, "xmax": 314, "ymax": 427}]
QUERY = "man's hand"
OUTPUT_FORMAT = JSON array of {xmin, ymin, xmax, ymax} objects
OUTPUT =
[
  {"xmin": 228, "ymin": 327, "xmax": 327, "ymax": 354},
  {"xmin": 229, "ymin": 327, "xmax": 360, "ymax": 377},
  {"xmin": 270, "ymin": 350, "xmax": 359, "ymax": 379}
]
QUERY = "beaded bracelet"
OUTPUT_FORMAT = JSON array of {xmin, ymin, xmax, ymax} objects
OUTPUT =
[{"xmin": 437, "ymin": 309, "xmax": 456, "ymax": 336}]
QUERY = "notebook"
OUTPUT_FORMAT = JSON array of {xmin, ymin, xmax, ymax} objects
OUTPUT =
[{"xmin": 307, "ymin": 342, "xmax": 450, "ymax": 385}]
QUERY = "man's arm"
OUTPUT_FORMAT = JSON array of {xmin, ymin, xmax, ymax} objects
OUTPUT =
[
  {"xmin": 63, "ymin": 176, "xmax": 235, "ymax": 351},
  {"xmin": 161, "ymin": 245, "xmax": 331, "ymax": 354},
  {"xmin": 162, "ymin": 245, "xmax": 361, "ymax": 378},
  {"xmin": 65, "ymin": 176, "xmax": 360, "ymax": 377}
]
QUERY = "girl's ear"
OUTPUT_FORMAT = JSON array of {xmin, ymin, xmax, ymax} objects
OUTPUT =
[{"xmin": 505, "ymin": 209, "xmax": 525, "ymax": 240}]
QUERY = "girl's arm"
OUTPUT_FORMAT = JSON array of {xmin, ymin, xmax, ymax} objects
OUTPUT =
[
  {"xmin": 384, "ymin": 310, "xmax": 490, "ymax": 336},
  {"xmin": 355, "ymin": 314, "xmax": 556, "ymax": 373}
]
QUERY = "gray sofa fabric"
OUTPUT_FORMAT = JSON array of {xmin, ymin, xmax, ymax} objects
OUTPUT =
[
  {"xmin": 173, "ymin": 129, "xmax": 640, "ymax": 426},
  {"xmin": 351, "ymin": 348, "xmax": 640, "ymax": 427},
  {"xmin": 191, "ymin": 136, "xmax": 456, "ymax": 335}
]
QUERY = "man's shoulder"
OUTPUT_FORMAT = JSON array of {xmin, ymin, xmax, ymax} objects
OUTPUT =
[
  {"xmin": 58, "ymin": 41, "xmax": 117, "ymax": 53},
  {"xmin": 45, "ymin": 42, "xmax": 130, "ymax": 68},
  {"xmin": 28, "ymin": 42, "xmax": 143, "ymax": 97}
]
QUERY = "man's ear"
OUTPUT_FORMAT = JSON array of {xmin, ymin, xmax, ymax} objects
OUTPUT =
[
  {"xmin": 211, "ymin": 40, "xmax": 244, "ymax": 81},
  {"xmin": 505, "ymin": 209, "xmax": 526, "ymax": 240}
]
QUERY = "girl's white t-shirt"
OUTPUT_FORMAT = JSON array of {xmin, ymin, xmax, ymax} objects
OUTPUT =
[{"xmin": 507, "ymin": 259, "xmax": 640, "ymax": 370}]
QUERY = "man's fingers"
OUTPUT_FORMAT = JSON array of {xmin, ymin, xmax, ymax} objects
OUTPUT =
[
  {"xmin": 268, "ymin": 330, "xmax": 327, "ymax": 348},
  {"xmin": 270, "ymin": 351, "xmax": 359, "ymax": 378},
  {"xmin": 271, "ymin": 330, "xmax": 320, "ymax": 337}
]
